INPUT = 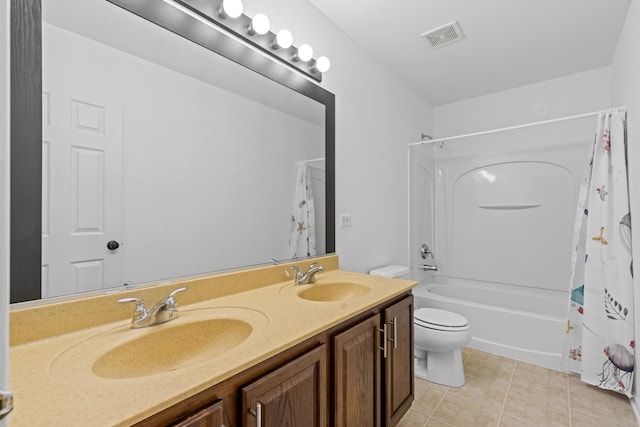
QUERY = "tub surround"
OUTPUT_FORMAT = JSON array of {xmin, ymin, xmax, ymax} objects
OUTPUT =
[{"xmin": 9, "ymin": 255, "xmax": 417, "ymax": 426}]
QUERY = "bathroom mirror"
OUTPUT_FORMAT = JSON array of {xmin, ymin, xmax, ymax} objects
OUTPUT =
[{"xmin": 10, "ymin": 0, "xmax": 335, "ymax": 303}]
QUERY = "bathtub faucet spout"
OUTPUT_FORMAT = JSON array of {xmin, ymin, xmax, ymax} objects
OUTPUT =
[{"xmin": 420, "ymin": 264, "xmax": 438, "ymax": 272}]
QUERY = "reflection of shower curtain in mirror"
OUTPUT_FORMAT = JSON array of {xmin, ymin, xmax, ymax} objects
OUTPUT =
[
  {"xmin": 288, "ymin": 162, "xmax": 316, "ymax": 258},
  {"xmin": 563, "ymin": 109, "xmax": 635, "ymax": 397}
]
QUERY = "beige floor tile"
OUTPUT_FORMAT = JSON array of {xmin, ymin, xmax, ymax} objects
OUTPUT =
[
  {"xmin": 463, "ymin": 353, "xmax": 515, "ymax": 386},
  {"xmin": 396, "ymin": 407, "xmax": 430, "ymax": 427},
  {"xmin": 502, "ymin": 389, "xmax": 570, "ymax": 426},
  {"xmin": 461, "ymin": 346, "xmax": 473, "ymax": 362},
  {"xmin": 512, "ymin": 366, "xmax": 567, "ymax": 385},
  {"xmin": 508, "ymin": 367, "xmax": 569, "ymax": 408},
  {"xmin": 431, "ymin": 391, "xmax": 502, "ymax": 427},
  {"xmin": 568, "ymin": 375, "xmax": 636, "ymax": 424},
  {"xmin": 402, "ymin": 378, "xmax": 449, "ymax": 426},
  {"xmin": 425, "ymin": 419, "xmax": 453, "ymax": 427},
  {"xmin": 446, "ymin": 373, "xmax": 509, "ymax": 403},
  {"xmin": 571, "ymin": 409, "xmax": 638, "ymax": 427},
  {"xmin": 415, "ymin": 376, "xmax": 450, "ymax": 395},
  {"xmin": 499, "ymin": 413, "xmax": 545, "ymax": 427},
  {"xmin": 399, "ymin": 350, "xmax": 638, "ymax": 427}
]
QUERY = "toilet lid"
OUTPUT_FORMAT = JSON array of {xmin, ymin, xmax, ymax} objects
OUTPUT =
[{"xmin": 415, "ymin": 308, "xmax": 469, "ymax": 330}]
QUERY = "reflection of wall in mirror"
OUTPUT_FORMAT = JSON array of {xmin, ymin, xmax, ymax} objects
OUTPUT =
[{"xmin": 43, "ymin": 23, "xmax": 325, "ymax": 294}]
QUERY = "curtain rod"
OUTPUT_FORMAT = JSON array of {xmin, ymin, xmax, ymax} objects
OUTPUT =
[{"xmin": 408, "ymin": 107, "xmax": 627, "ymax": 147}]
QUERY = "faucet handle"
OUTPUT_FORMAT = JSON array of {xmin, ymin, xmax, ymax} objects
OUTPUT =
[
  {"xmin": 289, "ymin": 265, "xmax": 303, "ymax": 276},
  {"xmin": 168, "ymin": 286, "xmax": 188, "ymax": 298},
  {"xmin": 118, "ymin": 297, "xmax": 147, "ymax": 320},
  {"xmin": 166, "ymin": 287, "xmax": 188, "ymax": 309},
  {"xmin": 420, "ymin": 244, "xmax": 434, "ymax": 259}
]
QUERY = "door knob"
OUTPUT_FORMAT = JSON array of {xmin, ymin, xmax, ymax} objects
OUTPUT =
[{"xmin": 107, "ymin": 240, "xmax": 120, "ymax": 250}]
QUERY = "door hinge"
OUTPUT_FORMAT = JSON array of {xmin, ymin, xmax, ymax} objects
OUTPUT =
[{"xmin": 0, "ymin": 389, "xmax": 13, "ymax": 420}]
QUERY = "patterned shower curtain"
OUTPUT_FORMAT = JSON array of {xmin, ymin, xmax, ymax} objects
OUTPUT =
[
  {"xmin": 288, "ymin": 162, "xmax": 316, "ymax": 259},
  {"xmin": 564, "ymin": 109, "xmax": 634, "ymax": 396}
]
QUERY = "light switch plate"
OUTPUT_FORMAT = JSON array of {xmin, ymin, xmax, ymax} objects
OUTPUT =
[{"xmin": 339, "ymin": 214, "xmax": 352, "ymax": 227}]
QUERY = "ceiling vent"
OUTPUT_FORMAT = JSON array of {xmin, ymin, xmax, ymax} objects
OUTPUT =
[{"xmin": 421, "ymin": 21, "xmax": 465, "ymax": 49}]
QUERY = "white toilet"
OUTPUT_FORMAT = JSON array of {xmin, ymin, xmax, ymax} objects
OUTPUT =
[
  {"xmin": 369, "ymin": 265, "xmax": 472, "ymax": 388},
  {"xmin": 413, "ymin": 307, "xmax": 471, "ymax": 387}
]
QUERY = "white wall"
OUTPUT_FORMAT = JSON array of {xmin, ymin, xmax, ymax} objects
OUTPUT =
[
  {"xmin": 44, "ymin": 23, "xmax": 325, "ymax": 287},
  {"xmin": 434, "ymin": 67, "xmax": 612, "ymax": 136},
  {"xmin": 247, "ymin": 0, "xmax": 434, "ymax": 273},
  {"xmin": 610, "ymin": 0, "xmax": 640, "ymax": 410}
]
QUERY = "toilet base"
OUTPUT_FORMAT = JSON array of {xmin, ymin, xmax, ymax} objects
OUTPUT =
[{"xmin": 414, "ymin": 348, "xmax": 466, "ymax": 387}]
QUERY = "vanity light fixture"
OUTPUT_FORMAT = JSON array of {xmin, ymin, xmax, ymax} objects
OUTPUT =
[
  {"xmin": 219, "ymin": 0, "xmax": 243, "ymax": 19},
  {"xmin": 272, "ymin": 29, "xmax": 293, "ymax": 50},
  {"xmin": 293, "ymin": 44, "xmax": 313, "ymax": 62},
  {"xmin": 163, "ymin": 0, "xmax": 329, "ymax": 81},
  {"xmin": 248, "ymin": 13, "xmax": 270, "ymax": 35},
  {"xmin": 314, "ymin": 56, "xmax": 331, "ymax": 73}
]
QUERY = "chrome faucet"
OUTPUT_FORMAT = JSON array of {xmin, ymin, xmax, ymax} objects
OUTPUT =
[
  {"xmin": 118, "ymin": 287, "xmax": 188, "ymax": 328},
  {"xmin": 420, "ymin": 244, "xmax": 437, "ymax": 271},
  {"xmin": 290, "ymin": 262, "xmax": 324, "ymax": 285}
]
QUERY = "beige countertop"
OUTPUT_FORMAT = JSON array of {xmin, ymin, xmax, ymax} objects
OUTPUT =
[{"xmin": 9, "ymin": 257, "xmax": 416, "ymax": 426}]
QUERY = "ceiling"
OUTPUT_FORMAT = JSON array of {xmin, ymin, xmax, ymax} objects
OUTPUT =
[{"xmin": 310, "ymin": 0, "xmax": 632, "ymax": 106}]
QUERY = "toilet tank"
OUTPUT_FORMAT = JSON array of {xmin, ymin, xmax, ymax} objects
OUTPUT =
[{"xmin": 369, "ymin": 265, "xmax": 409, "ymax": 279}]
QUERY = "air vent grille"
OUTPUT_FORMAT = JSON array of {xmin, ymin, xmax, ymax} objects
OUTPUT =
[{"xmin": 421, "ymin": 21, "xmax": 465, "ymax": 49}]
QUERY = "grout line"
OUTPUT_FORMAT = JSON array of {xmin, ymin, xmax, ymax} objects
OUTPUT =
[
  {"xmin": 495, "ymin": 359, "xmax": 517, "ymax": 426},
  {"xmin": 425, "ymin": 386, "xmax": 450, "ymax": 426}
]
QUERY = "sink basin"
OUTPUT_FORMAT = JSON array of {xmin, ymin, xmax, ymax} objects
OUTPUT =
[
  {"xmin": 49, "ymin": 307, "xmax": 269, "ymax": 381},
  {"xmin": 297, "ymin": 282, "xmax": 370, "ymax": 302},
  {"xmin": 93, "ymin": 318, "xmax": 252, "ymax": 379}
]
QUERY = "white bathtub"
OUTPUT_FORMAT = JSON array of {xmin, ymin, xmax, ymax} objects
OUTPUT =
[{"xmin": 413, "ymin": 276, "xmax": 568, "ymax": 370}]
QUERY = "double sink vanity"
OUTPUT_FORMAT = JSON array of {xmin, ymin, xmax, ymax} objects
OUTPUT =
[{"xmin": 9, "ymin": 255, "xmax": 416, "ymax": 426}]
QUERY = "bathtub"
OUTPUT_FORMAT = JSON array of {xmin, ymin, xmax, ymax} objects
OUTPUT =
[{"xmin": 413, "ymin": 276, "xmax": 568, "ymax": 370}]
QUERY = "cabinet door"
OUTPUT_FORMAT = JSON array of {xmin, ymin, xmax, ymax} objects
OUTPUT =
[
  {"xmin": 384, "ymin": 295, "xmax": 414, "ymax": 426},
  {"xmin": 172, "ymin": 399, "xmax": 226, "ymax": 427},
  {"xmin": 242, "ymin": 344, "xmax": 327, "ymax": 427},
  {"xmin": 334, "ymin": 313, "xmax": 382, "ymax": 427}
]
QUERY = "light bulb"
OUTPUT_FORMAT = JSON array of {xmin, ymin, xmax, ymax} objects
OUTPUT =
[
  {"xmin": 272, "ymin": 29, "xmax": 293, "ymax": 49},
  {"xmin": 295, "ymin": 44, "xmax": 313, "ymax": 62},
  {"xmin": 315, "ymin": 56, "xmax": 331, "ymax": 73},
  {"xmin": 219, "ymin": 0, "xmax": 243, "ymax": 19},
  {"xmin": 248, "ymin": 13, "xmax": 270, "ymax": 35}
]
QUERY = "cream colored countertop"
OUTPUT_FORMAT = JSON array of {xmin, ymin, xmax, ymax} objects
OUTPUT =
[{"xmin": 9, "ymin": 259, "xmax": 415, "ymax": 426}]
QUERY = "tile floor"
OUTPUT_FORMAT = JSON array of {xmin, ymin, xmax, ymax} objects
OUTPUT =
[{"xmin": 398, "ymin": 348, "xmax": 638, "ymax": 427}]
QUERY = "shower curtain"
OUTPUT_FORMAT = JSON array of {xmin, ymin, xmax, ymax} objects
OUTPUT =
[
  {"xmin": 288, "ymin": 162, "xmax": 316, "ymax": 259},
  {"xmin": 564, "ymin": 109, "xmax": 634, "ymax": 396}
]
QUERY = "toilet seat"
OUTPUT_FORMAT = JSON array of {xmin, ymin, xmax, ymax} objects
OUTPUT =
[{"xmin": 415, "ymin": 308, "xmax": 470, "ymax": 332}]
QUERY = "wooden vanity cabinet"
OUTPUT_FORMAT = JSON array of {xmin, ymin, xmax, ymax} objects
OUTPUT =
[
  {"xmin": 173, "ymin": 400, "xmax": 226, "ymax": 427},
  {"xmin": 241, "ymin": 344, "xmax": 326, "ymax": 426},
  {"xmin": 383, "ymin": 295, "xmax": 414, "ymax": 426},
  {"xmin": 333, "ymin": 294, "xmax": 414, "ymax": 427},
  {"xmin": 333, "ymin": 313, "xmax": 383, "ymax": 427},
  {"xmin": 139, "ymin": 292, "xmax": 413, "ymax": 427}
]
